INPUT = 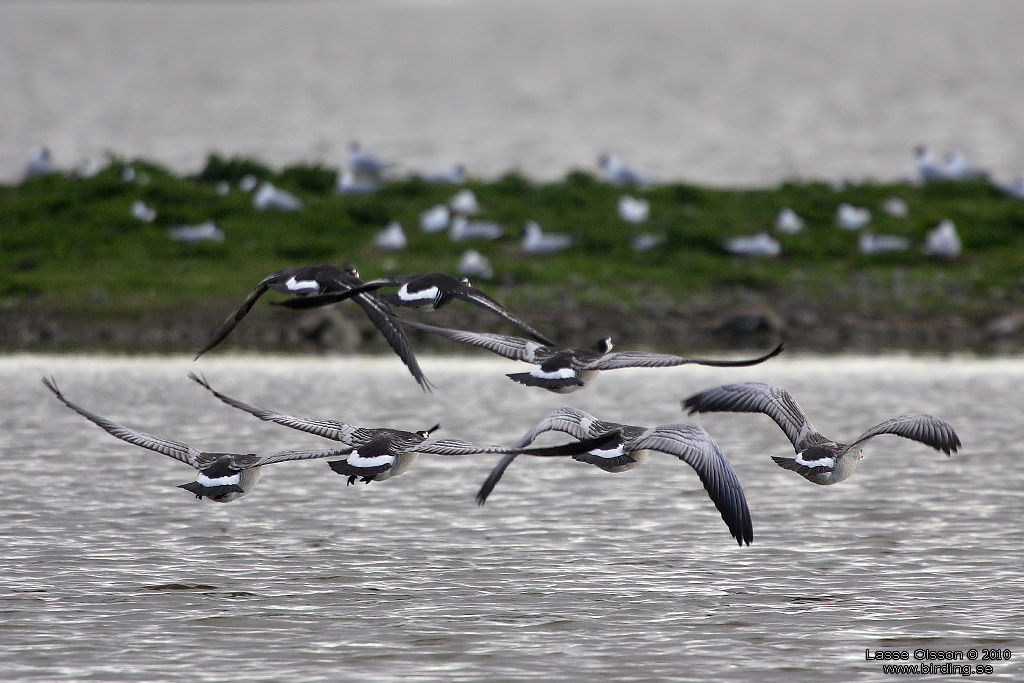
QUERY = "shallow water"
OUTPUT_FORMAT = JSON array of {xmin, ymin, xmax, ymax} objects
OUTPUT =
[
  {"xmin": 3, "ymin": 0, "xmax": 1023, "ymax": 184},
  {"xmin": 1, "ymin": 354, "xmax": 1021, "ymax": 681}
]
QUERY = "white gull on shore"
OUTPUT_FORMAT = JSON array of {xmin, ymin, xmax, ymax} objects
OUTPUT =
[
  {"xmin": 724, "ymin": 232, "xmax": 780, "ymax": 257},
  {"xmin": 836, "ymin": 203, "xmax": 870, "ymax": 230},
  {"xmin": 253, "ymin": 181, "xmax": 302, "ymax": 211},
  {"xmin": 374, "ymin": 221, "xmax": 407, "ymax": 252},
  {"xmin": 774, "ymin": 207, "xmax": 805, "ymax": 234},
  {"xmin": 923, "ymin": 219, "xmax": 961, "ymax": 258},
  {"xmin": 522, "ymin": 220, "xmax": 573, "ymax": 254}
]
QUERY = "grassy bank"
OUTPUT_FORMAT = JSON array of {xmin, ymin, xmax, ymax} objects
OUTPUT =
[{"xmin": 2, "ymin": 155, "xmax": 1023, "ymax": 353}]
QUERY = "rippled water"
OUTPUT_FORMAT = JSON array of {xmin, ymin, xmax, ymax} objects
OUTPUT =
[
  {"xmin": 1, "ymin": 354, "xmax": 1021, "ymax": 681},
  {"xmin": 3, "ymin": 0, "xmax": 1023, "ymax": 184}
]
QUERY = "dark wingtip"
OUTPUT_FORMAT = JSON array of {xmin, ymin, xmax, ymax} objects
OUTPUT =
[
  {"xmin": 680, "ymin": 393, "xmax": 702, "ymax": 415},
  {"xmin": 475, "ymin": 453, "xmax": 518, "ymax": 506},
  {"xmin": 41, "ymin": 375, "xmax": 59, "ymax": 396}
]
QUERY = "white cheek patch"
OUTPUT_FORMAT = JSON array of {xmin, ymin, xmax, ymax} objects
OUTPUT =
[
  {"xmin": 196, "ymin": 472, "xmax": 242, "ymax": 487},
  {"xmin": 795, "ymin": 453, "xmax": 835, "ymax": 469},
  {"xmin": 588, "ymin": 444, "xmax": 626, "ymax": 460},
  {"xmin": 285, "ymin": 276, "xmax": 320, "ymax": 293},
  {"xmin": 348, "ymin": 450, "xmax": 396, "ymax": 468},
  {"xmin": 398, "ymin": 284, "xmax": 440, "ymax": 302},
  {"xmin": 531, "ymin": 366, "xmax": 576, "ymax": 380}
]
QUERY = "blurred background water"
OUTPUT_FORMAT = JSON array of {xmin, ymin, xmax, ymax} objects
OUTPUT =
[
  {"xmin": 2, "ymin": 0, "xmax": 1023, "ymax": 185},
  {"xmin": 2, "ymin": 355, "xmax": 1022, "ymax": 681}
]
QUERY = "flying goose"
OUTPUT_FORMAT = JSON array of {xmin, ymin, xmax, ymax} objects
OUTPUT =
[
  {"xmin": 476, "ymin": 406, "xmax": 753, "ymax": 546},
  {"xmin": 194, "ymin": 264, "xmax": 431, "ymax": 391},
  {"xmin": 42, "ymin": 377, "xmax": 351, "ymax": 502},
  {"xmin": 682, "ymin": 382, "xmax": 961, "ymax": 485},
  {"xmin": 188, "ymin": 373, "xmax": 600, "ymax": 484},
  {"xmin": 393, "ymin": 318, "xmax": 784, "ymax": 393},
  {"xmin": 275, "ymin": 271, "xmax": 554, "ymax": 344}
]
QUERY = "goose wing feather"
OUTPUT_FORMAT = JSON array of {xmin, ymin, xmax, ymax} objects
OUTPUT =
[
  {"xmin": 683, "ymin": 382, "xmax": 819, "ymax": 450},
  {"xmin": 43, "ymin": 377, "xmax": 204, "ymax": 468},
  {"xmin": 631, "ymin": 423, "xmax": 753, "ymax": 546},
  {"xmin": 849, "ymin": 414, "xmax": 961, "ymax": 455},
  {"xmin": 188, "ymin": 373, "xmax": 373, "ymax": 445}
]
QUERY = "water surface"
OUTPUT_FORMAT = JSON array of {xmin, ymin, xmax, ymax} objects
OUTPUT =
[{"xmin": 1, "ymin": 355, "xmax": 1021, "ymax": 681}]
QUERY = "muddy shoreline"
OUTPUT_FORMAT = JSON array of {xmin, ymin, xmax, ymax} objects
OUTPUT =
[{"xmin": 4, "ymin": 299, "xmax": 1023, "ymax": 357}]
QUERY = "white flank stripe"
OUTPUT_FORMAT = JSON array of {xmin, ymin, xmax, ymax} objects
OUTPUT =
[
  {"xmin": 196, "ymin": 472, "xmax": 242, "ymax": 487},
  {"xmin": 285, "ymin": 276, "xmax": 320, "ymax": 292},
  {"xmin": 588, "ymin": 444, "xmax": 626, "ymax": 460},
  {"xmin": 348, "ymin": 450, "xmax": 396, "ymax": 468},
  {"xmin": 398, "ymin": 284, "xmax": 439, "ymax": 302},
  {"xmin": 795, "ymin": 453, "xmax": 834, "ymax": 468},
  {"xmin": 531, "ymin": 366, "xmax": 576, "ymax": 380}
]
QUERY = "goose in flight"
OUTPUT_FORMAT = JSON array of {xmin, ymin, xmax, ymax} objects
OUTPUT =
[
  {"xmin": 393, "ymin": 318, "xmax": 783, "ymax": 393},
  {"xmin": 42, "ymin": 377, "xmax": 352, "ymax": 502},
  {"xmin": 273, "ymin": 271, "xmax": 554, "ymax": 344},
  {"xmin": 194, "ymin": 264, "xmax": 431, "ymax": 391},
  {"xmin": 476, "ymin": 406, "xmax": 753, "ymax": 546},
  {"xmin": 188, "ymin": 373, "xmax": 601, "ymax": 484},
  {"xmin": 682, "ymin": 382, "xmax": 961, "ymax": 485}
]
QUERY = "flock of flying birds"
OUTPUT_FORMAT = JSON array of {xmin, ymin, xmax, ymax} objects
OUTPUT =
[{"xmin": 44, "ymin": 263, "xmax": 962, "ymax": 546}]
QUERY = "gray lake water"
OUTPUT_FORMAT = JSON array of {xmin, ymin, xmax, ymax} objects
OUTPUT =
[
  {"xmin": 3, "ymin": 0, "xmax": 1024, "ymax": 184},
  {"xmin": 1, "ymin": 354, "xmax": 1021, "ymax": 681}
]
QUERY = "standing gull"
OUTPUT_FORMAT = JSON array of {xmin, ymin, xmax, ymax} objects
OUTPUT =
[
  {"xmin": 682, "ymin": 382, "xmax": 960, "ymax": 485},
  {"xmin": 394, "ymin": 318, "xmax": 783, "ymax": 393},
  {"xmin": 476, "ymin": 406, "xmax": 753, "ymax": 546},
  {"xmin": 347, "ymin": 142, "xmax": 394, "ymax": 178},
  {"xmin": 42, "ymin": 377, "xmax": 352, "ymax": 502}
]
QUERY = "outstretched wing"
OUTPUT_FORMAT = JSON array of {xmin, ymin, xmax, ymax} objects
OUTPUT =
[
  {"xmin": 476, "ymin": 453, "xmax": 518, "ymax": 505},
  {"xmin": 235, "ymin": 446, "xmax": 355, "ymax": 468},
  {"xmin": 350, "ymin": 291, "xmax": 433, "ymax": 392},
  {"xmin": 584, "ymin": 343, "xmax": 783, "ymax": 371},
  {"xmin": 188, "ymin": 373, "xmax": 373, "ymax": 445},
  {"xmin": 512, "ymin": 406, "xmax": 611, "ymax": 448},
  {"xmin": 42, "ymin": 377, "xmax": 203, "ymax": 468},
  {"xmin": 849, "ymin": 414, "xmax": 961, "ymax": 455},
  {"xmin": 451, "ymin": 287, "xmax": 555, "ymax": 345},
  {"xmin": 396, "ymin": 317, "xmax": 552, "ymax": 363},
  {"xmin": 683, "ymin": 381, "xmax": 818, "ymax": 450},
  {"xmin": 632, "ymin": 423, "xmax": 753, "ymax": 546},
  {"xmin": 415, "ymin": 438, "xmax": 524, "ymax": 456},
  {"xmin": 475, "ymin": 409, "xmax": 622, "ymax": 505},
  {"xmin": 194, "ymin": 280, "xmax": 271, "ymax": 359}
]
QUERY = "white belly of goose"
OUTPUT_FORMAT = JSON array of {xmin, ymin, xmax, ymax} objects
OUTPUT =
[
  {"xmin": 348, "ymin": 449, "xmax": 396, "ymax": 469},
  {"xmin": 206, "ymin": 467, "xmax": 262, "ymax": 503},
  {"xmin": 601, "ymin": 448, "xmax": 650, "ymax": 473},
  {"xmin": 398, "ymin": 284, "xmax": 440, "ymax": 303},
  {"xmin": 284, "ymin": 276, "xmax": 320, "ymax": 293},
  {"xmin": 530, "ymin": 366, "xmax": 576, "ymax": 380},
  {"xmin": 196, "ymin": 471, "xmax": 242, "ymax": 488}
]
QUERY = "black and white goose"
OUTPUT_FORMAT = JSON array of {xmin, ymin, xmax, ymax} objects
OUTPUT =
[
  {"xmin": 682, "ymin": 382, "xmax": 961, "ymax": 485},
  {"xmin": 476, "ymin": 406, "xmax": 753, "ymax": 546},
  {"xmin": 393, "ymin": 318, "xmax": 784, "ymax": 393},
  {"xmin": 194, "ymin": 264, "xmax": 431, "ymax": 391},
  {"xmin": 42, "ymin": 377, "xmax": 351, "ymax": 502},
  {"xmin": 273, "ymin": 271, "xmax": 554, "ymax": 344},
  {"xmin": 188, "ymin": 373, "xmax": 598, "ymax": 484}
]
